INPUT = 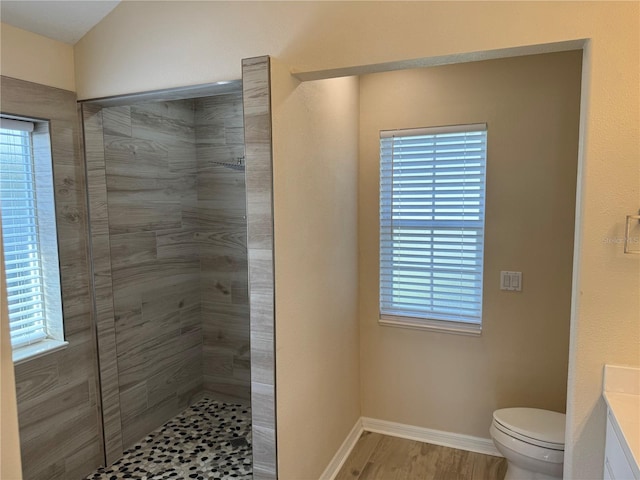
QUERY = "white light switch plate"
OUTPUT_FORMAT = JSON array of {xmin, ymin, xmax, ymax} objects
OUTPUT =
[{"xmin": 500, "ymin": 271, "xmax": 522, "ymax": 291}]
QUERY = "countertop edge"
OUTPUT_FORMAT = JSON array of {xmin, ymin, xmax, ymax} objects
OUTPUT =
[{"xmin": 603, "ymin": 391, "xmax": 640, "ymax": 479}]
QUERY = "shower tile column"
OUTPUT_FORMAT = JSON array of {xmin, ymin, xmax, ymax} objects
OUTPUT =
[
  {"xmin": 243, "ymin": 56, "xmax": 277, "ymax": 480},
  {"xmin": 82, "ymin": 104, "xmax": 125, "ymax": 464},
  {"xmin": 196, "ymin": 93, "xmax": 250, "ymax": 400}
]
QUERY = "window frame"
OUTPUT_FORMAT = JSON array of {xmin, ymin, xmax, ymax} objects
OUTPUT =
[
  {"xmin": 378, "ymin": 123, "xmax": 488, "ymax": 336},
  {"xmin": 0, "ymin": 116, "xmax": 67, "ymax": 363}
]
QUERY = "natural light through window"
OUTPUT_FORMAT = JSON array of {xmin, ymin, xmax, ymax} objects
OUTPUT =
[
  {"xmin": 0, "ymin": 117, "xmax": 66, "ymax": 362},
  {"xmin": 379, "ymin": 124, "xmax": 487, "ymax": 334}
]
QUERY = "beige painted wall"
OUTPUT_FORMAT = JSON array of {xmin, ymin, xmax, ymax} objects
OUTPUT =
[
  {"xmin": 271, "ymin": 60, "xmax": 360, "ymax": 479},
  {"xmin": 359, "ymin": 51, "xmax": 581, "ymax": 438},
  {"xmin": 0, "ymin": 1, "xmax": 631, "ymax": 477},
  {"xmin": 0, "ymin": 23, "xmax": 75, "ymax": 92},
  {"xmin": 0, "ymin": 238, "xmax": 22, "ymax": 479}
]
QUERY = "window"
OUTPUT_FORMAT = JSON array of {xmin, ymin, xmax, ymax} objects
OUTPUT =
[
  {"xmin": 379, "ymin": 124, "xmax": 487, "ymax": 334},
  {"xmin": 0, "ymin": 117, "xmax": 66, "ymax": 362}
]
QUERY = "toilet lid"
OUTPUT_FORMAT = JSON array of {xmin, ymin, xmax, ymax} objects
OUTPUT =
[{"xmin": 493, "ymin": 408, "xmax": 565, "ymax": 449}]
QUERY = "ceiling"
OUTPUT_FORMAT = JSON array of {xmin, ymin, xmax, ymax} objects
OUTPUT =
[{"xmin": 1, "ymin": 1, "xmax": 120, "ymax": 45}]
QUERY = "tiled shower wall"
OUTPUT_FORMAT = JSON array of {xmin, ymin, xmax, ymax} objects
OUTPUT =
[
  {"xmin": 101, "ymin": 100, "xmax": 203, "ymax": 449},
  {"xmin": 84, "ymin": 93, "xmax": 250, "ymax": 453},
  {"xmin": 195, "ymin": 93, "xmax": 251, "ymax": 400}
]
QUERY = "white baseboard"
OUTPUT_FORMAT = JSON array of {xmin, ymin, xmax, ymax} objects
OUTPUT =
[
  {"xmin": 361, "ymin": 417, "xmax": 502, "ymax": 457},
  {"xmin": 319, "ymin": 418, "xmax": 364, "ymax": 480}
]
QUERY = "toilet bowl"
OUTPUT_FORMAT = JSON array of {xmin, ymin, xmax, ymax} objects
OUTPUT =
[{"xmin": 490, "ymin": 408, "xmax": 565, "ymax": 480}]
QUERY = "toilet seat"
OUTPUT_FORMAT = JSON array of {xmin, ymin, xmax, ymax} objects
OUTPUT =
[
  {"xmin": 490, "ymin": 423, "xmax": 565, "ymax": 465},
  {"xmin": 493, "ymin": 408, "xmax": 565, "ymax": 451}
]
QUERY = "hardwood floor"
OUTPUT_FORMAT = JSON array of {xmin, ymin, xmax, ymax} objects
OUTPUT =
[{"xmin": 336, "ymin": 432, "xmax": 507, "ymax": 480}]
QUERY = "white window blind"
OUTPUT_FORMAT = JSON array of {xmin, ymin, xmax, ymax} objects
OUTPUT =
[
  {"xmin": 380, "ymin": 124, "xmax": 487, "ymax": 326},
  {"xmin": 0, "ymin": 126, "xmax": 48, "ymax": 348}
]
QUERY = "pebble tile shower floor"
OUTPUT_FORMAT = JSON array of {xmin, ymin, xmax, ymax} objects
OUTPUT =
[{"xmin": 85, "ymin": 398, "xmax": 252, "ymax": 480}]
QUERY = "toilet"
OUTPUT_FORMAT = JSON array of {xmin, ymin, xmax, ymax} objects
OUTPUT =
[{"xmin": 490, "ymin": 407, "xmax": 565, "ymax": 480}]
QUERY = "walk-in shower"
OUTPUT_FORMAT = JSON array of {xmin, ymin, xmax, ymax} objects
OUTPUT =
[{"xmin": 81, "ymin": 83, "xmax": 252, "ymax": 478}]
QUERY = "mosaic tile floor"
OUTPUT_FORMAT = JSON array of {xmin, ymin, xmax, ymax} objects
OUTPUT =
[{"xmin": 86, "ymin": 398, "xmax": 252, "ymax": 480}]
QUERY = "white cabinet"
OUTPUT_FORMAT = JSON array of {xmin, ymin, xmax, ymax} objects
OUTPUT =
[
  {"xmin": 603, "ymin": 365, "xmax": 640, "ymax": 480},
  {"xmin": 605, "ymin": 413, "xmax": 638, "ymax": 480},
  {"xmin": 604, "ymin": 462, "xmax": 613, "ymax": 480}
]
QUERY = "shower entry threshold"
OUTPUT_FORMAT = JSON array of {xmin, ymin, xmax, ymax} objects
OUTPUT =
[{"xmin": 85, "ymin": 398, "xmax": 252, "ymax": 480}]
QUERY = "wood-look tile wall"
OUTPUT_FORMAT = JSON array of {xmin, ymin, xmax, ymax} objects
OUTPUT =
[
  {"xmin": 1, "ymin": 76, "xmax": 104, "ymax": 480},
  {"xmin": 242, "ymin": 56, "xmax": 278, "ymax": 480},
  {"xmin": 83, "ymin": 92, "xmax": 251, "ymax": 459},
  {"xmin": 101, "ymin": 100, "xmax": 204, "ymax": 450},
  {"xmin": 195, "ymin": 93, "xmax": 251, "ymax": 400},
  {"xmin": 82, "ymin": 104, "xmax": 124, "ymax": 464}
]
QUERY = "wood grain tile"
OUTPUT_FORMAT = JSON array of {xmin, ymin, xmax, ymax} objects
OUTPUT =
[
  {"xmin": 243, "ymin": 56, "xmax": 277, "ymax": 478},
  {"xmin": 85, "ymin": 98, "xmax": 207, "ymax": 454},
  {"xmin": 251, "ymin": 382, "xmax": 275, "ymax": 430},
  {"xmin": 195, "ymin": 123, "xmax": 226, "ymax": 145},
  {"xmin": 55, "ymin": 334, "xmax": 97, "ymax": 386},
  {"xmin": 0, "ymin": 76, "xmax": 103, "ymax": 480},
  {"xmin": 180, "ymin": 304, "xmax": 202, "ymax": 334},
  {"xmin": 202, "ymin": 303, "xmax": 250, "ymax": 346},
  {"xmin": 14, "ymin": 359, "xmax": 60, "ymax": 404},
  {"xmin": 109, "ymin": 232, "xmax": 157, "ymax": 269},
  {"xmin": 80, "ymin": 79, "xmax": 269, "ymax": 472},
  {"xmin": 145, "ymin": 283, "xmax": 201, "ymax": 317},
  {"xmin": 83, "ymin": 104, "xmax": 125, "ymax": 464},
  {"xmin": 17, "ymin": 380, "xmax": 91, "ymax": 443},
  {"xmin": 114, "ymin": 307, "xmax": 180, "ymax": 359},
  {"xmin": 231, "ymin": 279, "xmax": 250, "ymax": 305},
  {"xmin": 245, "ymin": 145, "xmax": 274, "ymax": 250},
  {"xmin": 64, "ymin": 438, "xmax": 104, "ymax": 480},
  {"xmin": 197, "ymin": 213, "xmax": 247, "ymax": 245},
  {"xmin": 203, "ymin": 346, "xmax": 235, "ymax": 376},
  {"xmin": 335, "ymin": 431, "xmax": 384, "ymax": 480},
  {"xmin": 336, "ymin": 433, "xmax": 507, "ymax": 480},
  {"xmin": 201, "ymin": 271, "xmax": 234, "ymax": 303},
  {"xmin": 195, "ymin": 94, "xmax": 243, "ymax": 125},
  {"xmin": 156, "ymin": 229, "xmax": 199, "ymax": 260},
  {"xmin": 252, "ymin": 424, "xmax": 277, "ymax": 480},
  {"xmin": 203, "ymin": 374, "xmax": 252, "ymax": 401},
  {"xmin": 104, "ymin": 135, "xmax": 169, "ymax": 174},
  {"xmin": 468, "ymin": 451, "xmax": 508, "ymax": 479},
  {"xmin": 177, "ymin": 376, "xmax": 204, "ymax": 407},
  {"xmin": 117, "ymin": 328, "xmax": 198, "ymax": 390},
  {"xmin": 168, "ymin": 139, "xmax": 197, "ymax": 174},
  {"xmin": 107, "ymin": 200, "xmax": 182, "ymax": 234},
  {"xmin": 110, "ymin": 259, "xmax": 199, "ymax": 296},
  {"xmin": 119, "ymin": 382, "xmax": 148, "ymax": 424},
  {"xmin": 146, "ymin": 345, "xmax": 202, "ymax": 408},
  {"xmin": 196, "ymin": 89, "xmax": 249, "ymax": 400},
  {"xmin": 20, "ymin": 405, "xmax": 100, "ymax": 480},
  {"xmin": 248, "ymin": 248, "xmax": 275, "ymax": 296},
  {"xmin": 102, "ymin": 106, "xmax": 132, "ymax": 137},
  {"xmin": 121, "ymin": 394, "xmax": 179, "ymax": 448},
  {"xmin": 198, "ymin": 144, "xmax": 246, "ymax": 166}
]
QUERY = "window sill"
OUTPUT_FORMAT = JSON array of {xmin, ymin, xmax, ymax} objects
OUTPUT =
[
  {"xmin": 13, "ymin": 339, "xmax": 69, "ymax": 365},
  {"xmin": 379, "ymin": 315, "xmax": 482, "ymax": 336}
]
